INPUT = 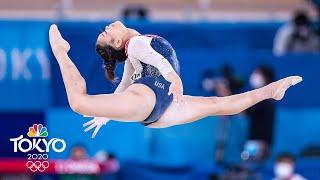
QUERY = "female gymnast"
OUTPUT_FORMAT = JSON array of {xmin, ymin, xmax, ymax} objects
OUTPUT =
[{"xmin": 49, "ymin": 22, "xmax": 302, "ymax": 138}]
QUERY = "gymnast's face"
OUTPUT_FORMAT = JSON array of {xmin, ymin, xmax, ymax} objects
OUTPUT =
[{"xmin": 96, "ymin": 21, "xmax": 126, "ymax": 49}]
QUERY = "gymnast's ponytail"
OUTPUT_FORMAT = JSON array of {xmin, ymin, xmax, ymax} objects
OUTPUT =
[{"xmin": 96, "ymin": 44, "xmax": 127, "ymax": 81}]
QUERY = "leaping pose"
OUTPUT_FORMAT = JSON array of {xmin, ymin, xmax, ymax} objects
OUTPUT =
[{"xmin": 49, "ymin": 21, "xmax": 302, "ymax": 138}]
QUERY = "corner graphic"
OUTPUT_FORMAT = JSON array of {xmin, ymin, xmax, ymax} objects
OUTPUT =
[{"xmin": 27, "ymin": 124, "xmax": 48, "ymax": 137}]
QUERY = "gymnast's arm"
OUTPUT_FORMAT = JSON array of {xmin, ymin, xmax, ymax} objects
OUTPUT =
[
  {"xmin": 127, "ymin": 37, "xmax": 183, "ymax": 101},
  {"xmin": 114, "ymin": 60, "xmax": 134, "ymax": 93},
  {"xmin": 127, "ymin": 36, "xmax": 179, "ymax": 82}
]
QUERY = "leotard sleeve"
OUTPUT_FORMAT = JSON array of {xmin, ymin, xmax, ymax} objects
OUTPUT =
[{"xmin": 127, "ymin": 36, "xmax": 175, "ymax": 80}]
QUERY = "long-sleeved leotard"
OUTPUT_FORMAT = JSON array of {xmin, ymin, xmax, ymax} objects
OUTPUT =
[
  {"xmin": 115, "ymin": 35, "xmax": 177, "ymax": 93},
  {"xmin": 116, "ymin": 34, "xmax": 180, "ymax": 125}
]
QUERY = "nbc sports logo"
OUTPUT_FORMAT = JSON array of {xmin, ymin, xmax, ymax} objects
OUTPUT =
[{"xmin": 27, "ymin": 124, "xmax": 48, "ymax": 137}]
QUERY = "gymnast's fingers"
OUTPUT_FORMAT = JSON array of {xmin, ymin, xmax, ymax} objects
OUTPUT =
[
  {"xmin": 84, "ymin": 121, "xmax": 97, "ymax": 132},
  {"xmin": 92, "ymin": 124, "xmax": 102, "ymax": 138},
  {"xmin": 83, "ymin": 119, "xmax": 95, "ymax": 127}
]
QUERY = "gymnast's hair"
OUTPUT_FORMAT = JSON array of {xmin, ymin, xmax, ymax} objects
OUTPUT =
[{"xmin": 96, "ymin": 44, "xmax": 127, "ymax": 81}]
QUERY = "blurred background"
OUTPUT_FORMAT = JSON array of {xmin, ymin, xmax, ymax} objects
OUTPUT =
[{"xmin": 0, "ymin": 0, "xmax": 320, "ymax": 179}]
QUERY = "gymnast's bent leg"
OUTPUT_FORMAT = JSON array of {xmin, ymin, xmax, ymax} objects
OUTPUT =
[
  {"xmin": 151, "ymin": 76, "xmax": 302, "ymax": 128},
  {"xmin": 49, "ymin": 24, "xmax": 156, "ymax": 121}
]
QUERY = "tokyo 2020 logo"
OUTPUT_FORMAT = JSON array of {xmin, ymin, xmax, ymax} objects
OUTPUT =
[{"xmin": 9, "ymin": 124, "xmax": 66, "ymax": 172}]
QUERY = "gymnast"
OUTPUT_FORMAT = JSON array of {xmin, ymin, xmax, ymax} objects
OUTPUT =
[{"xmin": 48, "ymin": 22, "xmax": 302, "ymax": 138}]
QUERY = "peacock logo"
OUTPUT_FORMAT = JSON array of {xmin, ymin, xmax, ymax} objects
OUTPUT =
[{"xmin": 27, "ymin": 124, "xmax": 48, "ymax": 138}]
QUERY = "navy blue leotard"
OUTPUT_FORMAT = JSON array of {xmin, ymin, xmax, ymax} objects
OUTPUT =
[{"xmin": 131, "ymin": 35, "xmax": 180, "ymax": 126}]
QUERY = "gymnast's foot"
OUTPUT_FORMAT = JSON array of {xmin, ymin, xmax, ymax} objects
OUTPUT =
[
  {"xmin": 268, "ymin": 76, "xmax": 303, "ymax": 101},
  {"xmin": 49, "ymin": 24, "xmax": 70, "ymax": 56}
]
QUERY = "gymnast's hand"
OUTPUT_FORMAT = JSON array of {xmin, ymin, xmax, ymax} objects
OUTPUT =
[
  {"xmin": 83, "ymin": 116, "xmax": 110, "ymax": 138},
  {"xmin": 167, "ymin": 72, "xmax": 184, "ymax": 104}
]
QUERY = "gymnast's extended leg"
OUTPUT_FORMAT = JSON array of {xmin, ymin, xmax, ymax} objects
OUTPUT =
[
  {"xmin": 49, "ymin": 24, "xmax": 156, "ymax": 121},
  {"xmin": 150, "ymin": 76, "xmax": 302, "ymax": 128}
]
